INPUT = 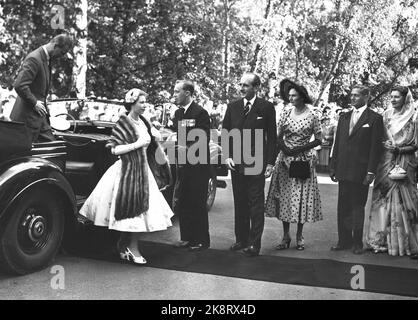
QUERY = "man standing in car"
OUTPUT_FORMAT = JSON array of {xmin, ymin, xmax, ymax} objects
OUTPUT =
[{"xmin": 11, "ymin": 33, "xmax": 73, "ymax": 142}]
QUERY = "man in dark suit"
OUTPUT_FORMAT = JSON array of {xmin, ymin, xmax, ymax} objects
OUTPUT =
[
  {"xmin": 11, "ymin": 34, "xmax": 73, "ymax": 142},
  {"xmin": 222, "ymin": 73, "xmax": 277, "ymax": 257},
  {"xmin": 172, "ymin": 80, "xmax": 211, "ymax": 251},
  {"xmin": 329, "ymin": 85, "xmax": 384, "ymax": 254}
]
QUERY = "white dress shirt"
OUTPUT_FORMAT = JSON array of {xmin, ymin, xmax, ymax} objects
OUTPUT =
[{"xmin": 351, "ymin": 104, "xmax": 367, "ymax": 127}]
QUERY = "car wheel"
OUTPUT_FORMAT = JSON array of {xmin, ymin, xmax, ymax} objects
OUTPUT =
[
  {"xmin": 0, "ymin": 188, "xmax": 65, "ymax": 275},
  {"xmin": 206, "ymin": 175, "xmax": 217, "ymax": 212}
]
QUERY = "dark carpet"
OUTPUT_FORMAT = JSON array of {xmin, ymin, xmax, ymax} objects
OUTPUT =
[{"xmin": 135, "ymin": 241, "xmax": 418, "ymax": 298}]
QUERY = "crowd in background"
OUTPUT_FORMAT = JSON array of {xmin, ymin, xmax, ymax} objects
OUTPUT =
[{"xmin": 0, "ymin": 75, "xmax": 404, "ymax": 149}]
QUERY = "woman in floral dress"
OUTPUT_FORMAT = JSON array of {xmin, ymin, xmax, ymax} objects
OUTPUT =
[
  {"xmin": 366, "ymin": 86, "xmax": 418, "ymax": 257},
  {"xmin": 265, "ymin": 79, "xmax": 323, "ymax": 251}
]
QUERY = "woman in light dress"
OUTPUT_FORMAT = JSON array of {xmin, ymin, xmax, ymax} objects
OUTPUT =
[
  {"xmin": 80, "ymin": 88, "xmax": 173, "ymax": 264},
  {"xmin": 366, "ymin": 86, "xmax": 418, "ymax": 257}
]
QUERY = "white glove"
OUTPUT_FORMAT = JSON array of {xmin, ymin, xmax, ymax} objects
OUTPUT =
[
  {"xmin": 112, "ymin": 136, "xmax": 151, "ymax": 156},
  {"xmin": 112, "ymin": 144, "xmax": 137, "ymax": 156},
  {"xmin": 134, "ymin": 135, "xmax": 151, "ymax": 148},
  {"xmin": 225, "ymin": 158, "xmax": 236, "ymax": 171}
]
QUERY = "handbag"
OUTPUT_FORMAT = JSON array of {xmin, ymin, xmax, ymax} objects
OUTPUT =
[
  {"xmin": 388, "ymin": 164, "xmax": 407, "ymax": 181},
  {"xmin": 386, "ymin": 136, "xmax": 407, "ymax": 181},
  {"xmin": 289, "ymin": 160, "xmax": 310, "ymax": 180},
  {"xmin": 0, "ymin": 120, "xmax": 32, "ymax": 162}
]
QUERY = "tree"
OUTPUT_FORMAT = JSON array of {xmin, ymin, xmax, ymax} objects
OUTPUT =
[
  {"xmin": 253, "ymin": 0, "xmax": 418, "ymax": 107},
  {"xmin": 0, "ymin": 0, "xmax": 78, "ymax": 96},
  {"xmin": 2, "ymin": 0, "xmax": 416, "ymax": 108},
  {"xmin": 71, "ymin": 0, "xmax": 88, "ymax": 98}
]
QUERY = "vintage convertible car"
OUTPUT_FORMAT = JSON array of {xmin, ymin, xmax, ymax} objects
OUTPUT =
[{"xmin": 0, "ymin": 98, "xmax": 227, "ymax": 275}]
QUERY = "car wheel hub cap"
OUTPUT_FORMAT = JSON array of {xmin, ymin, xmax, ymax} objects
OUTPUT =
[{"xmin": 28, "ymin": 216, "xmax": 46, "ymax": 241}]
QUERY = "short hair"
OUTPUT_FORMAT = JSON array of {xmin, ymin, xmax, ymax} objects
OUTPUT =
[
  {"xmin": 243, "ymin": 73, "xmax": 261, "ymax": 87},
  {"xmin": 124, "ymin": 89, "xmax": 148, "ymax": 112},
  {"xmin": 50, "ymin": 34, "xmax": 73, "ymax": 49},
  {"xmin": 391, "ymin": 85, "xmax": 409, "ymax": 98},
  {"xmin": 352, "ymin": 85, "xmax": 370, "ymax": 97},
  {"xmin": 176, "ymin": 80, "xmax": 195, "ymax": 96}
]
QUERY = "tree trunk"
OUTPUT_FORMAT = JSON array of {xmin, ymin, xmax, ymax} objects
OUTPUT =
[
  {"xmin": 71, "ymin": 0, "xmax": 88, "ymax": 99},
  {"xmin": 370, "ymin": 64, "xmax": 409, "ymax": 106},
  {"xmin": 314, "ymin": 40, "xmax": 348, "ymax": 107},
  {"xmin": 222, "ymin": 0, "xmax": 231, "ymax": 79},
  {"xmin": 249, "ymin": 0, "xmax": 272, "ymax": 72},
  {"xmin": 293, "ymin": 33, "xmax": 299, "ymax": 81}
]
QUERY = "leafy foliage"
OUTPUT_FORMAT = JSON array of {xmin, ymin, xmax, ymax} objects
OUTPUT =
[{"xmin": 1, "ymin": 0, "xmax": 417, "ymax": 107}]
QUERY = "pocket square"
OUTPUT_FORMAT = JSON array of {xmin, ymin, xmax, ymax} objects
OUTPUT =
[
  {"xmin": 257, "ymin": 117, "xmax": 263, "ymax": 120},
  {"xmin": 362, "ymin": 124, "xmax": 370, "ymax": 128}
]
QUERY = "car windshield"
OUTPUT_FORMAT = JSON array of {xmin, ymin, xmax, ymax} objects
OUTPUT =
[
  {"xmin": 48, "ymin": 98, "xmax": 175, "ymax": 128},
  {"xmin": 48, "ymin": 98, "xmax": 125, "ymax": 123}
]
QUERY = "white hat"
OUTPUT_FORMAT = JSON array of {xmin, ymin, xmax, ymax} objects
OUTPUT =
[{"xmin": 125, "ymin": 88, "xmax": 142, "ymax": 104}]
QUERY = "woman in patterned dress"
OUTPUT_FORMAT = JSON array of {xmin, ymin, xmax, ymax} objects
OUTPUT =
[
  {"xmin": 80, "ymin": 88, "xmax": 173, "ymax": 264},
  {"xmin": 265, "ymin": 79, "xmax": 323, "ymax": 250},
  {"xmin": 366, "ymin": 86, "xmax": 418, "ymax": 257}
]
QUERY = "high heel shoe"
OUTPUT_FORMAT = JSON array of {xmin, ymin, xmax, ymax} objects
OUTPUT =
[
  {"xmin": 275, "ymin": 236, "xmax": 291, "ymax": 250},
  {"xmin": 296, "ymin": 236, "xmax": 305, "ymax": 251},
  {"xmin": 120, "ymin": 248, "xmax": 147, "ymax": 264}
]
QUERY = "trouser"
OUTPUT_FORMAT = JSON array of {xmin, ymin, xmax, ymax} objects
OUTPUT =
[
  {"xmin": 177, "ymin": 165, "xmax": 210, "ymax": 246},
  {"xmin": 27, "ymin": 113, "xmax": 55, "ymax": 142},
  {"xmin": 231, "ymin": 171, "xmax": 265, "ymax": 250},
  {"xmin": 337, "ymin": 181, "xmax": 369, "ymax": 248}
]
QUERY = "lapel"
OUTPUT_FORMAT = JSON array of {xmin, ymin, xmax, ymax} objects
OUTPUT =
[
  {"xmin": 349, "ymin": 108, "xmax": 370, "ymax": 138},
  {"xmin": 184, "ymin": 101, "xmax": 196, "ymax": 119},
  {"xmin": 234, "ymin": 99, "xmax": 245, "ymax": 128},
  {"xmin": 39, "ymin": 48, "xmax": 51, "ymax": 94},
  {"xmin": 339, "ymin": 111, "xmax": 351, "ymax": 141}
]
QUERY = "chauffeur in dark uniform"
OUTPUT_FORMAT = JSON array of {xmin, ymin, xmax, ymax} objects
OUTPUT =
[
  {"xmin": 222, "ymin": 73, "xmax": 277, "ymax": 257},
  {"xmin": 330, "ymin": 85, "xmax": 384, "ymax": 254},
  {"xmin": 172, "ymin": 80, "xmax": 211, "ymax": 251},
  {"xmin": 11, "ymin": 34, "xmax": 73, "ymax": 142}
]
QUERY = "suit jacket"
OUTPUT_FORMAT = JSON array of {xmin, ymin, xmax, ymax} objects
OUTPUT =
[
  {"xmin": 173, "ymin": 101, "xmax": 211, "ymax": 171},
  {"xmin": 11, "ymin": 47, "xmax": 51, "ymax": 127},
  {"xmin": 222, "ymin": 97, "xmax": 277, "ymax": 175},
  {"xmin": 330, "ymin": 107, "xmax": 384, "ymax": 183}
]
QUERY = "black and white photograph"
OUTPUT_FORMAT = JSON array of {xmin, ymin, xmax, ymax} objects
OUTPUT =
[{"xmin": 0, "ymin": 0, "xmax": 418, "ymax": 305}]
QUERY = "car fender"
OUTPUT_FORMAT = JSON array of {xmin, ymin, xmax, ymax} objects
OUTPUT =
[{"xmin": 0, "ymin": 157, "xmax": 77, "ymax": 223}]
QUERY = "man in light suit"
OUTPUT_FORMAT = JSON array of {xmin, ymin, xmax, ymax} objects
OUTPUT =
[
  {"xmin": 329, "ymin": 85, "xmax": 384, "ymax": 254},
  {"xmin": 222, "ymin": 73, "xmax": 277, "ymax": 257},
  {"xmin": 11, "ymin": 34, "xmax": 73, "ymax": 142}
]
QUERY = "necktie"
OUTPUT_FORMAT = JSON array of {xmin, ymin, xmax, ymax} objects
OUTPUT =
[
  {"xmin": 243, "ymin": 101, "xmax": 251, "ymax": 117},
  {"xmin": 178, "ymin": 107, "xmax": 185, "ymax": 120}
]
